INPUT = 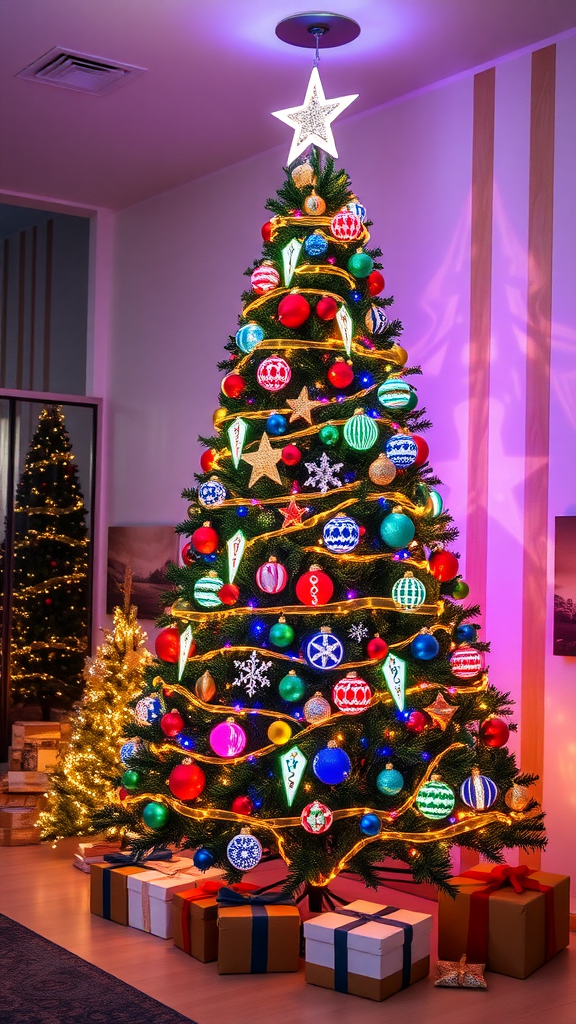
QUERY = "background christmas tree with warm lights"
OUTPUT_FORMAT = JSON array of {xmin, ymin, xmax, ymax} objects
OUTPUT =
[
  {"xmin": 10, "ymin": 404, "xmax": 89, "ymax": 718},
  {"xmin": 99, "ymin": 148, "xmax": 544, "ymax": 901},
  {"xmin": 40, "ymin": 570, "xmax": 152, "ymax": 841}
]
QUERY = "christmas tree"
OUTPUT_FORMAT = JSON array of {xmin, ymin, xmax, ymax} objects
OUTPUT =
[
  {"xmin": 40, "ymin": 569, "xmax": 152, "ymax": 841},
  {"xmin": 10, "ymin": 404, "xmax": 89, "ymax": 717},
  {"xmin": 99, "ymin": 73, "xmax": 544, "ymax": 901}
]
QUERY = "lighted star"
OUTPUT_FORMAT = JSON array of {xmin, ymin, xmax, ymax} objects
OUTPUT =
[
  {"xmin": 279, "ymin": 499, "xmax": 307, "ymax": 528},
  {"xmin": 424, "ymin": 692, "xmax": 457, "ymax": 731},
  {"xmin": 242, "ymin": 433, "xmax": 283, "ymax": 488},
  {"xmin": 272, "ymin": 66, "xmax": 358, "ymax": 164},
  {"xmin": 286, "ymin": 385, "xmax": 322, "ymax": 425}
]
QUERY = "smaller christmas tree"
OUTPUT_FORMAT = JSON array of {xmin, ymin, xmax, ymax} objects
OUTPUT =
[{"xmin": 39, "ymin": 569, "xmax": 152, "ymax": 842}]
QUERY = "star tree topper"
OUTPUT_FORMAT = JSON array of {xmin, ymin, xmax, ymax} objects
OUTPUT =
[{"xmin": 272, "ymin": 66, "xmax": 358, "ymax": 164}]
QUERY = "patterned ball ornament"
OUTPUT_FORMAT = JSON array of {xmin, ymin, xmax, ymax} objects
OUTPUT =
[
  {"xmin": 385, "ymin": 434, "xmax": 418, "ymax": 468},
  {"xmin": 365, "ymin": 306, "xmax": 389, "ymax": 335},
  {"xmin": 256, "ymin": 558, "xmax": 288, "ymax": 594},
  {"xmin": 191, "ymin": 523, "xmax": 219, "ymax": 554},
  {"xmin": 296, "ymin": 566, "xmax": 334, "ymax": 606},
  {"xmin": 304, "ymin": 691, "xmax": 331, "ymax": 724},
  {"xmin": 319, "ymin": 423, "xmax": 340, "ymax": 446},
  {"xmin": 194, "ymin": 573, "xmax": 224, "ymax": 608},
  {"xmin": 209, "ymin": 719, "xmax": 247, "ymax": 757},
  {"xmin": 505, "ymin": 784, "xmax": 530, "ymax": 811},
  {"xmin": 155, "ymin": 627, "xmax": 180, "ymax": 663},
  {"xmin": 332, "ymin": 672, "xmax": 372, "ymax": 714},
  {"xmin": 301, "ymin": 801, "xmax": 333, "ymax": 834},
  {"xmin": 359, "ymin": 813, "xmax": 381, "ymax": 836},
  {"xmin": 267, "ymin": 720, "xmax": 293, "ymax": 745},
  {"xmin": 257, "ymin": 355, "xmax": 292, "ymax": 391},
  {"xmin": 198, "ymin": 478, "xmax": 227, "ymax": 509},
  {"xmin": 369, "ymin": 453, "xmax": 397, "ymax": 486},
  {"xmin": 450, "ymin": 646, "xmax": 484, "ymax": 679},
  {"xmin": 236, "ymin": 322, "xmax": 264, "ymax": 354},
  {"xmin": 323, "ymin": 514, "xmax": 360, "ymax": 553},
  {"xmin": 378, "ymin": 379, "xmax": 413, "ymax": 411},
  {"xmin": 429, "ymin": 550, "xmax": 459, "ymax": 582},
  {"xmin": 411, "ymin": 632, "xmax": 440, "ymax": 660},
  {"xmin": 292, "ymin": 162, "xmax": 316, "ymax": 188},
  {"xmin": 316, "ymin": 295, "xmax": 338, "ymax": 321},
  {"xmin": 392, "ymin": 572, "xmax": 426, "ymax": 610},
  {"xmin": 168, "ymin": 763, "xmax": 206, "ymax": 801},
  {"xmin": 416, "ymin": 777, "xmax": 455, "ymax": 819},
  {"xmin": 304, "ymin": 627, "xmax": 344, "ymax": 671},
  {"xmin": 304, "ymin": 232, "xmax": 328, "ymax": 257},
  {"xmin": 376, "ymin": 764, "xmax": 404, "ymax": 795},
  {"xmin": 269, "ymin": 617, "xmax": 295, "ymax": 648},
  {"xmin": 327, "ymin": 359, "xmax": 354, "ymax": 388},
  {"xmin": 479, "ymin": 717, "xmax": 510, "ymax": 748},
  {"xmin": 330, "ymin": 211, "xmax": 362, "ymax": 240},
  {"xmin": 303, "ymin": 192, "xmax": 326, "ymax": 216},
  {"xmin": 347, "ymin": 251, "xmax": 373, "ymax": 278},
  {"xmin": 277, "ymin": 293, "xmax": 311, "ymax": 328},
  {"xmin": 380, "ymin": 511, "xmax": 415, "ymax": 549},
  {"xmin": 251, "ymin": 264, "xmax": 280, "ymax": 294},
  {"xmin": 313, "ymin": 743, "xmax": 351, "ymax": 785},
  {"xmin": 344, "ymin": 409, "xmax": 379, "ymax": 451},
  {"xmin": 278, "ymin": 671, "xmax": 306, "ymax": 702},
  {"xmin": 160, "ymin": 710, "xmax": 184, "ymax": 737},
  {"xmin": 367, "ymin": 270, "xmax": 385, "ymax": 296},
  {"xmin": 460, "ymin": 769, "xmax": 498, "ymax": 810},
  {"xmin": 134, "ymin": 696, "xmax": 163, "ymax": 726},
  {"xmin": 120, "ymin": 741, "xmax": 142, "ymax": 764},
  {"xmin": 347, "ymin": 201, "xmax": 367, "ymax": 222},
  {"xmin": 227, "ymin": 830, "xmax": 262, "ymax": 871},
  {"xmin": 221, "ymin": 373, "xmax": 246, "ymax": 399},
  {"xmin": 281, "ymin": 443, "xmax": 301, "ymax": 466},
  {"xmin": 143, "ymin": 802, "xmax": 169, "ymax": 829}
]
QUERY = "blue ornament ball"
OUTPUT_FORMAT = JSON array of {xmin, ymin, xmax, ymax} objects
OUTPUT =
[
  {"xmin": 304, "ymin": 628, "xmax": 344, "ymax": 671},
  {"xmin": 380, "ymin": 511, "xmax": 415, "ymax": 549},
  {"xmin": 266, "ymin": 412, "xmax": 288, "ymax": 436},
  {"xmin": 198, "ymin": 478, "xmax": 227, "ymax": 509},
  {"xmin": 236, "ymin": 322, "xmax": 264, "ymax": 354},
  {"xmin": 134, "ymin": 696, "xmax": 163, "ymax": 726},
  {"xmin": 323, "ymin": 514, "xmax": 360, "ymax": 553},
  {"xmin": 304, "ymin": 232, "xmax": 329, "ymax": 257},
  {"xmin": 347, "ymin": 201, "xmax": 367, "ymax": 222},
  {"xmin": 385, "ymin": 434, "xmax": 418, "ymax": 468},
  {"xmin": 313, "ymin": 745, "xmax": 351, "ymax": 785},
  {"xmin": 226, "ymin": 831, "xmax": 262, "ymax": 870},
  {"xmin": 193, "ymin": 847, "xmax": 215, "ymax": 871},
  {"xmin": 411, "ymin": 632, "xmax": 440, "ymax": 660},
  {"xmin": 365, "ymin": 305, "xmax": 388, "ymax": 334},
  {"xmin": 376, "ymin": 765, "xmax": 404, "ymax": 795},
  {"xmin": 359, "ymin": 813, "xmax": 381, "ymax": 836},
  {"xmin": 456, "ymin": 623, "xmax": 477, "ymax": 643},
  {"xmin": 460, "ymin": 771, "xmax": 498, "ymax": 810}
]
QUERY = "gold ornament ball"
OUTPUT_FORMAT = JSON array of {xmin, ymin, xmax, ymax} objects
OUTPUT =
[
  {"xmin": 213, "ymin": 407, "xmax": 227, "ymax": 430},
  {"xmin": 292, "ymin": 163, "xmax": 316, "ymax": 189},
  {"xmin": 390, "ymin": 343, "xmax": 408, "ymax": 367},
  {"xmin": 303, "ymin": 192, "xmax": 326, "ymax": 216},
  {"xmin": 505, "ymin": 784, "xmax": 530, "ymax": 811},
  {"xmin": 267, "ymin": 720, "xmax": 293, "ymax": 746},
  {"xmin": 195, "ymin": 670, "xmax": 216, "ymax": 702},
  {"xmin": 369, "ymin": 453, "xmax": 397, "ymax": 486}
]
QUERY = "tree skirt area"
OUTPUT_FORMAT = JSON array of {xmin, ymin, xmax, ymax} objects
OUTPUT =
[{"xmin": 0, "ymin": 914, "xmax": 198, "ymax": 1024}]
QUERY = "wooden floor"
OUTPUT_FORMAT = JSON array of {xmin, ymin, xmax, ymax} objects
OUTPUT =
[{"xmin": 0, "ymin": 839, "xmax": 574, "ymax": 1024}]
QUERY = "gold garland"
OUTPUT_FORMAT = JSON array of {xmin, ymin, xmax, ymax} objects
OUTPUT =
[
  {"xmin": 171, "ymin": 593, "xmax": 441, "ymax": 623},
  {"xmin": 294, "ymin": 263, "xmax": 356, "ymax": 287},
  {"xmin": 19, "ymin": 572, "xmax": 87, "ymax": 595},
  {"xmin": 13, "ymin": 501, "xmax": 85, "ymax": 516}
]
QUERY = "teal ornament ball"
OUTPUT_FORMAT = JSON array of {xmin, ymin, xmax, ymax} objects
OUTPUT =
[
  {"xmin": 319, "ymin": 423, "xmax": 340, "ymax": 446},
  {"xmin": 121, "ymin": 769, "xmax": 140, "ymax": 791},
  {"xmin": 347, "ymin": 251, "xmax": 374, "ymax": 278},
  {"xmin": 416, "ymin": 778, "xmax": 455, "ymax": 819},
  {"xmin": 194, "ymin": 574, "xmax": 224, "ymax": 608},
  {"xmin": 236, "ymin": 322, "xmax": 264, "ymax": 354},
  {"xmin": 142, "ymin": 801, "xmax": 169, "ymax": 829},
  {"xmin": 380, "ymin": 511, "xmax": 415, "ymax": 549},
  {"xmin": 269, "ymin": 619, "xmax": 295, "ymax": 648},
  {"xmin": 343, "ymin": 410, "xmax": 379, "ymax": 451},
  {"xmin": 278, "ymin": 671, "xmax": 306, "ymax": 702},
  {"xmin": 359, "ymin": 813, "xmax": 381, "ymax": 836},
  {"xmin": 377, "ymin": 379, "xmax": 413, "ymax": 411},
  {"xmin": 391, "ymin": 573, "xmax": 426, "ymax": 610},
  {"xmin": 376, "ymin": 765, "xmax": 404, "ymax": 795}
]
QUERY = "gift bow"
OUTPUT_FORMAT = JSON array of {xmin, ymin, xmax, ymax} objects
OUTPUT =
[
  {"xmin": 461, "ymin": 863, "xmax": 556, "ymax": 963},
  {"xmin": 103, "ymin": 849, "xmax": 172, "ymax": 866},
  {"xmin": 463, "ymin": 863, "xmax": 536, "ymax": 894},
  {"xmin": 216, "ymin": 886, "xmax": 296, "ymax": 907},
  {"xmin": 332, "ymin": 905, "xmax": 413, "ymax": 993}
]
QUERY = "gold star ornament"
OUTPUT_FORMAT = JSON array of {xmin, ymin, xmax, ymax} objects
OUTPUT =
[
  {"xmin": 424, "ymin": 692, "xmax": 457, "ymax": 731},
  {"xmin": 242, "ymin": 433, "xmax": 283, "ymax": 488},
  {"xmin": 286, "ymin": 385, "xmax": 322, "ymax": 425},
  {"xmin": 272, "ymin": 66, "xmax": 358, "ymax": 164}
]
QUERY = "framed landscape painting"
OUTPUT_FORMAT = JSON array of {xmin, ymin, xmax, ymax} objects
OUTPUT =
[
  {"xmin": 107, "ymin": 525, "xmax": 178, "ymax": 620},
  {"xmin": 553, "ymin": 516, "xmax": 576, "ymax": 657}
]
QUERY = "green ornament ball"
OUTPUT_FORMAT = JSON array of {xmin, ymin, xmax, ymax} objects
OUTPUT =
[
  {"xmin": 347, "ymin": 251, "xmax": 374, "ymax": 278},
  {"xmin": 121, "ymin": 769, "xmax": 140, "ymax": 791},
  {"xmin": 415, "ymin": 778, "xmax": 455, "ymax": 820},
  {"xmin": 278, "ymin": 671, "xmax": 306, "ymax": 702},
  {"xmin": 452, "ymin": 579, "xmax": 470, "ymax": 599},
  {"xmin": 269, "ymin": 620, "xmax": 295, "ymax": 648},
  {"xmin": 405, "ymin": 389, "xmax": 418, "ymax": 411},
  {"xmin": 319, "ymin": 423, "xmax": 340, "ymax": 446},
  {"xmin": 142, "ymin": 801, "xmax": 169, "ymax": 829},
  {"xmin": 343, "ymin": 410, "xmax": 379, "ymax": 451}
]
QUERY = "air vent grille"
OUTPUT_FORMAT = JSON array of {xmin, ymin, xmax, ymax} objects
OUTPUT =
[{"xmin": 17, "ymin": 47, "xmax": 146, "ymax": 96}]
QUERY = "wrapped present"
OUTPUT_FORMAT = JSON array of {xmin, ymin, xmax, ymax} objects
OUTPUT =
[
  {"xmin": 173, "ymin": 880, "xmax": 258, "ymax": 962},
  {"xmin": 304, "ymin": 900, "xmax": 432, "ymax": 1001},
  {"xmin": 0, "ymin": 825, "xmax": 41, "ymax": 846},
  {"xmin": 217, "ymin": 888, "xmax": 301, "ymax": 974},
  {"xmin": 90, "ymin": 851, "xmax": 175, "ymax": 925},
  {"xmin": 438, "ymin": 863, "xmax": 570, "ymax": 979},
  {"xmin": 127, "ymin": 861, "xmax": 224, "ymax": 939},
  {"xmin": 0, "ymin": 806, "xmax": 39, "ymax": 830},
  {"xmin": 435, "ymin": 954, "xmax": 487, "ymax": 989},
  {"xmin": 11, "ymin": 721, "xmax": 61, "ymax": 748}
]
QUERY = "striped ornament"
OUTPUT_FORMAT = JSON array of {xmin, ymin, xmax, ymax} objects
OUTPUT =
[
  {"xmin": 256, "ymin": 560, "xmax": 288, "ymax": 594},
  {"xmin": 365, "ymin": 305, "xmax": 389, "ymax": 335},
  {"xmin": 251, "ymin": 264, "xmax": 280, "ymax": 295},
  {"xmin": 378, "ymin": 379, "xmax": 413, "ymax": 410},
  {"xmin": 343, "ymin": 410, "xmax": 379, "ymax": 451},
  {"xmin": 330, "ymin": 211, "xmax": 362, "ymax": 241},
  {"xmin": 193, "ymin": 574, "xmax": 224, "ymax": 608},
  {"xmin": 460, "ymin": 772, "xmax": 498, "ymax": 810},
  {"xmin": 416, "ymin": 779, "xmax": 455, "ymax": 819},
  {"xmin": 391, "ymin": 573, "xmax": 426, "ymax": 610},
  {"xmin": 236, "ymin": 322, "xmax": 264, "ymax": 354},
  {"xmin": 450, "ymin": 645, "xmax": 484, "ymax": 679}
]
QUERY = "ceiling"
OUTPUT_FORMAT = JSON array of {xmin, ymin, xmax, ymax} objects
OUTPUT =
[{"xmin": 1, "ymin": 0, "xmax": 575, "ymax": 211}]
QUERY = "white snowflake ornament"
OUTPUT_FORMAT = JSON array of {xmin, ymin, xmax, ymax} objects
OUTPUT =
[
  {"xmin": 348, "ymin": 623, "xmax": 369, "ymax": 642},
  {"xmin": 304, "ymin": 452, "xmax": 343, "ymax": 494},
  {"xmin": 233, "ymin": 650, "xmax": 272, "ymax": 698}
]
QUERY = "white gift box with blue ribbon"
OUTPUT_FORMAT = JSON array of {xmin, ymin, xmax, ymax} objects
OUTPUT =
[
  {"xmin": 127, "ymin": 861, "xmax": 224, "ymax": 938},
  {"xmin": 304, "ymin": 900, "xmax": 432, "ymax": 1001}
]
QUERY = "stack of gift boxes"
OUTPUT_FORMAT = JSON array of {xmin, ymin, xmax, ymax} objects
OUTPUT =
[
  {"xmin": 1, "ymin": 720, "xmax": 70, "ymax": 846},
  {"xmin": 88, "ymin": 855, "xmax": 570, "ymax": 996}
]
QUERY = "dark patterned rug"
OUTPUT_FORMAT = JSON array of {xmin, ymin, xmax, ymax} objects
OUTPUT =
[{"xmin": 0, "ymin": 914, "xmax": 198, "ymax": 1024}]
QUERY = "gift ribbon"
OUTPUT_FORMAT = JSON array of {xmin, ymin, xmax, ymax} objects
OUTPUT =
[
  {"xmin": 216, "ymin": 887, "xmax": 297, "ymax": 973},
  {"xmin": 461, "ymin": 864, "xmax": 557, "ymax": 963},
  {"xmin": 100, "ymin": 852, "xmax": 170, "ymax": 920},
  {"xmin": 179, "ymin": 881, "xmax": 257, "ymax": 955},
  {"xmin": 332, "ymin": 906, "xmax": 413, "ymax": 994}
]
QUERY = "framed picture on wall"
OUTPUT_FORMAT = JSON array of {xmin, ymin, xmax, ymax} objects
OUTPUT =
[
  {"xmin": 553, "ymin": 516, "xmax": 576, "ymax": 657},
  {"xmin": 107, "ymin": 525, "xmax": 179, "ymax": 620}
]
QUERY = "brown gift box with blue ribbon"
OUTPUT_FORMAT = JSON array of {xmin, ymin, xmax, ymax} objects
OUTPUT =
[
  {"xmin": 216, "ymin": 887, "xmax": 301, "ymax": 974},
  {"xmin": 89, "ymin": 852, "xmax": 169, "ymax": 925}
]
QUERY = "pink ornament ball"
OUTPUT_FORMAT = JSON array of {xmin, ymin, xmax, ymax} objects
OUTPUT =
[
  {"xmin": 251, "ymin": 264, "xmax": 280, "ymax": 295},
  {"xmin": 257, "ymin": 355, "xmax": 292, "ymax": 392},
  {"xmin": 330, "ymin": 211, "xmax": 363, "ymax": 241},
  {"xmin": 450, "ymin": 646, "xmax": 484, "ymax": 679},
  {"xmin": 256, "ymin": 559, "xmax": 288, "ymax": 594},
  {"xmin": 209, "ymin": 719, "xmax": 247, "ymax": 757}
]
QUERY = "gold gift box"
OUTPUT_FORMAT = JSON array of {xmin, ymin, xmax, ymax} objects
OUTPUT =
[{"xmin": 217, "ymin": 904, "xmax": 301, "ymax": 974}]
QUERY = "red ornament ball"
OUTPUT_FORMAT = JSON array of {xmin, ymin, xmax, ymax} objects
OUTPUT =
[
  {"xmin": 118, "ymin": 787, "xmax": 128, "ymax": 802},
  {"xmin": 330, "ymin": 210, "xmax": 362, "ymax": 240},
  {"xmin": 412, "ymin": 435, "xmax": 430, "ymax": 467},
  {"xmin": 191, "ymin": 524, "xmax": 219, "ymax": 555},
  {"xmin": 281, "ymin": 443, "xmax": 301, "ymax": 466},
  {"xmin": 450, "ymin": 645, "xmax": 484, "ymax": 679},
  {"xmin": 221, "ymin": 372, "xmax": 246, "ymax": 399},
  {"xmin": 231, "ymin": 795, "xmax": 254, "ymax": 815},
  {"xmin": 50, "ymin": 560, "xmax": 58, "ymax": 568},
  {"xmin": 168, "ymin": 763, "xmax": 206, "ymax": 801},
  {"xmin": 367, "ymin": 635, "xmax": 388, "ymax": 660},
  {"xmin": 277, "ymin": 293, "xmax": 311, "ymax": 328},
  {"xmin": 181, "ymin": 542, "xmax": 195, "ymax": 566},
  {"xmin": 332, "ymin": 672, "xmax": 372, "ymax": 715},
  {"xmin": 155, "ymin": 626, "xmax": 180, "ymax": 663},
  {"xmin": 218, "ymin": 583, "xmax": 240, "ymax": 606},
  {"xmin": 261, "ymin": 220, "xmax": 273, "ymax": 242},
  {"xmin": 405, "ymin": 710, "xmax": 430, "ymax": 734},
  {"xmin": 479, "ymin": 717, "xmax": 510, "ymax": 748},
  {"xmin": 200, "ymin": 449, "xmax": 216, "ymax": 473},
  {"xmin": 316, "ymin": 295, "xmax": 338, "ymax": 321},
  {"xmin": 45, "ymin": 598, "xmax": 52, "ymax": 606},
  {"xmin": 429, "ymin": 550, "xmax": 459, "ymax": 582},
  {"xmin": 367, "ymin": 270, "xmax": 385, "ymax": 296},
  {"xmin": 251, "ymin": 263, "xmax": 280, "ymax": 294},
  {"xmin": 160, "ymin": 710, "xmax": 185, "ymax": 737},
  {"xmin": 327, "ymin": 360, "xmax": 354, "ymax": 388},
  {"xmin": 295, "ymin": 565, "xmax": 334, "ymax": 607}
]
